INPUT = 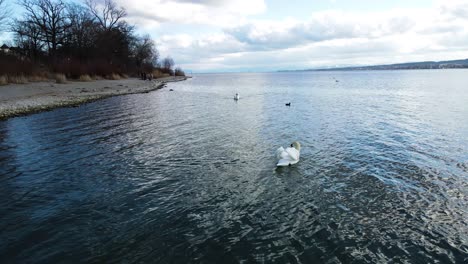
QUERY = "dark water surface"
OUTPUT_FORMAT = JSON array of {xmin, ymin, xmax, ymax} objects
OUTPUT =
[{"xmin": 1, "ymin": 70, "xmax": 467, "ymax": 263}]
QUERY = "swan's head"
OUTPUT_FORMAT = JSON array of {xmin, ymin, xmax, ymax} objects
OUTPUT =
[{"xmin": 291, "ymin": 141, "xmax": 301, "ymax": 151}]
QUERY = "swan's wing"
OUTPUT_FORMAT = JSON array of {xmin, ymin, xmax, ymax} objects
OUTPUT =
[
  {"xmin": 277, "ymin": 159, "xmax": 291, "ymax": 166},
  {"xmin": 276, "ymin": 147, "xmax": 300, "ymax": 166},
  {"xmin": 285, "ymin": 148, "xmax": 300, "ymax": 161},
  {"xmin": 276, "ymin": 147, "xmax": 285, "ymax": 159}
]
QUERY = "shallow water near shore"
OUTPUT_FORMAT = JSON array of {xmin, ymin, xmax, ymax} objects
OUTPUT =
[{"xmin": 1, "ymin": 70, "xmax": 467, "ymax": 263}]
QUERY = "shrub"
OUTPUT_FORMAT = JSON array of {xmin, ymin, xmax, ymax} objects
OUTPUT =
[
  {"xmin": 55, "ymin": 74, "xmax": 67, "ymax": 84},
  {"xmin": 0, "ymin": 75, "xmax": 7, "ymax": 85},
  {"xmin": 106, "ymin": 73, "xmax": 121, "ymax": 80},
  {"xmin": 79, "ymin": 74, "xmax": 92, "ymax": 82},
  {"xmin": 0, "ymin": 54, "xmax": 34, "ymax": 76},
  {"xmin": 175, "ymin": 67, "xmax": 185, "ymax": 76}
]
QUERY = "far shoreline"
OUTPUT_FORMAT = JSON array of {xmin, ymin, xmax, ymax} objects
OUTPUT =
[{"xmin": 0, "ymin": 76, "xmax": 188, "ymax": 121}]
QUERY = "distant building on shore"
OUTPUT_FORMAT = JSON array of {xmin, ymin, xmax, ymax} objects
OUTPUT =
[{"xmin": 1, "ymin": 44, "xmax": 10, "ymax": 53}]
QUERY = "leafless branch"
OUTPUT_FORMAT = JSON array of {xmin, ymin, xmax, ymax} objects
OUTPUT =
[{"xmin": 85, "ymin": 0, "xmax": 126, "ymax": 30}]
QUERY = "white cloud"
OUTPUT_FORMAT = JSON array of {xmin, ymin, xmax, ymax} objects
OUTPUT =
[
  {"xmin": 136, "ymin": 0, "xmax": 468, "ymax": 72},
  {"xmin": 157, "ymin": 33, "xmax": 243, "ymax": 54},
  {"xmin": 438, "ymin": 0, "xmax": 468, "ymax": 19},
  {"xmin": 225, "ymin": 9, "xmax": 426, "ymax": 49},
  {"xmin": 117, "ymin": 0, "xmax": 266, "ymax": 27}
]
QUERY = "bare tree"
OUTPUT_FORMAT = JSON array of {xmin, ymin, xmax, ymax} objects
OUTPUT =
[
  {"xmin": 11, "ymin": 18, "xmax": 45, "ymax": 59},
  {"xmin": 65, "ymin": 3, "xmax": 96, "ymax": 55},
  {"xmin": 134, "ymin": 35, "xmax": 159, "ymax": 70},
  {"xmin": 162, "ymin": 57, "xmax": 175, "ymax": 71},
  {"xmin": 18, "ymin": 0, "xmax": 70, "ymax": 57},
  {"xmin": 4, "ymin": 0, "xmax": 177, "ymax": 78},
  {"xmin": 85, "ymin": 0, "xmax": 126, "ymax": 30}
]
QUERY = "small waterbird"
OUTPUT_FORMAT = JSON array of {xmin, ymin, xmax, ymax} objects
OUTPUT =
[
  {"xmin": 234, "ymin": 93, "xmax": 240, "ymax": 100},
  {"xmin": 285, "ymin": 102, "xmax": 291, "ymax": 106}
]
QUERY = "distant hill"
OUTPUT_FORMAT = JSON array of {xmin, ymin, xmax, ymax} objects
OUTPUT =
[{"xmin": 284, "ymin": 59, "xmax": 468, "ymax": 72}]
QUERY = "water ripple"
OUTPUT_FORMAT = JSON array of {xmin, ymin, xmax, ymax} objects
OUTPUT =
[{"xmin": 0, "ymin": 71, "xmax": 468, "ymax": 263}]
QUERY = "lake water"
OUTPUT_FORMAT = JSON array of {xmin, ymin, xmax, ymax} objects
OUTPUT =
[{"xmin": 0, "ymin": 70, "xmax": 467, "ymax": 263}]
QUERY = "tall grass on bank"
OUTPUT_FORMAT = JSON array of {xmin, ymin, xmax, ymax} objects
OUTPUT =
[
  {"xmin": 8, "ymin": 75, "xmax": 29, "ymax": 84},
  {"xmin": 1, "ymin": 52, "xmax": 180, "ymax": 85},
  {"xmin": 28, "ymin": 75, "xmax": 49, "ymax": 82},
  {"xmin": 0, "ymin": 75, "xmax": 29, "ymax": 85},
  {"xmin": 152, "ymin": 70, "xmax": 170, "ymax": 78},
  {"xmin": 52, "ymin": 58, "xmax": 128, "ymax": 79}
]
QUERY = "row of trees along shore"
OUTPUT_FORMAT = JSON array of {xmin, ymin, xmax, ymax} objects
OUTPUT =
[{"xmin": 0, "ymin": 0, "xmax": 185, "ymax": 84}]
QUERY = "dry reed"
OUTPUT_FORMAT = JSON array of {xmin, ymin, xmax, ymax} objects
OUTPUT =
[
  {"xmin": 106, "ymin": 73, "xmax": 121, "ymax": 80},
  {"xmin": 8, "ymin": 75, "xmax": 28, "ymax": 84},
  {"xmin": 0, "ymin": 75, "xmax": 7, "ymax": 85},
  {"xmin": 55, "ymin": 74, "xmax": 67, "ymax": 84},
  {"xmin": 78, "ymin": 74, "xmax": 92, "ymax": 82}
]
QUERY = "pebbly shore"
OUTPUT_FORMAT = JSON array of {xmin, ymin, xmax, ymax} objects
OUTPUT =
[{"xmin": 0, "ymin": 76, "xmax": 187, "ymax": 120}]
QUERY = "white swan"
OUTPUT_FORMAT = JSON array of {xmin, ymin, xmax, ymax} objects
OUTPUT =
[
  {"xmin": 234, "ymin": 93, "xmax": 239, "ymax": 100},
  {"xmin": 276, "ymin": 141, "xmax": 301, "ymax": 166}
]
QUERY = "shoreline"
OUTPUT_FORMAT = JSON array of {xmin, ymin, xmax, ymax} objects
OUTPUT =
[{"xmin": 0, "ymin": 76, "xmax": 188, "ymax": 121}]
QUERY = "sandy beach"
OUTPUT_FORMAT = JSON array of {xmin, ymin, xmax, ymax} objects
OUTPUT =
[{"xmin": 0, "ymin": 76, "xmax": 187, "ymax": 120}]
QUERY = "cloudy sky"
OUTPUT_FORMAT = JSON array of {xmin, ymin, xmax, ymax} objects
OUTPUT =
[
  {"xmin": 3, "ymin": 0, "xmax": 468, "ymax": 72},
  {"xmin": 119, "ymin": 0, "xmax": 468, "ymax": 72}
]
